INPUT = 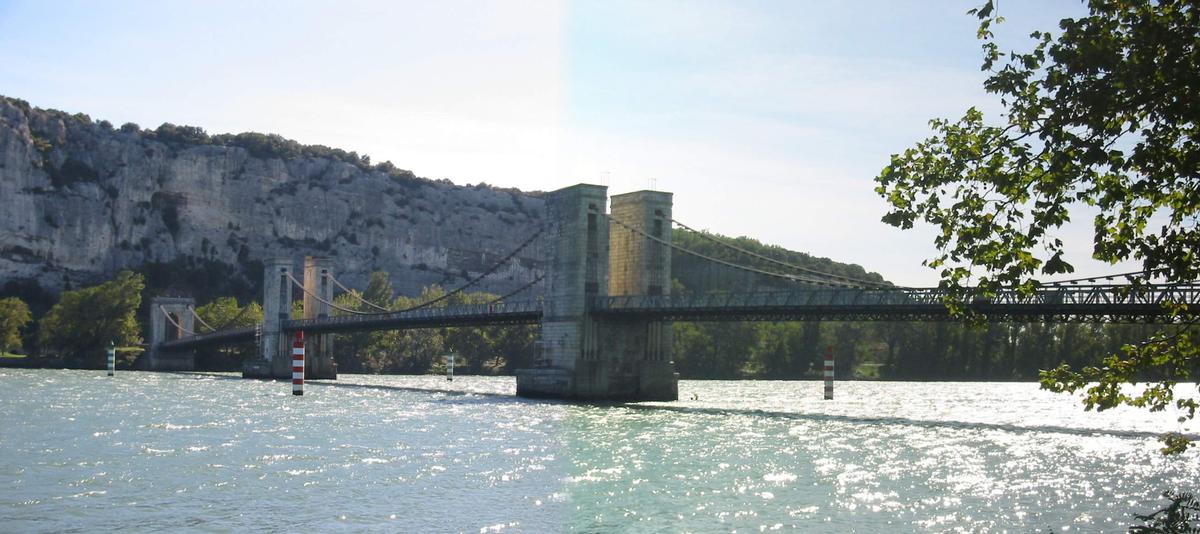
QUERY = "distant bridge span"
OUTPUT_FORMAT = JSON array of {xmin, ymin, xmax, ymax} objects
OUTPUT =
[
  {"xmin": 148, "ymin": 184, "xmax": 1199, "ymax": 402},
  {"xmin": 160, "ymin": 284, "xmax": 1197, "ymax": 353}
]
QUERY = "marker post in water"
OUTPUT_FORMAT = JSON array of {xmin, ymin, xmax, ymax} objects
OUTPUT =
[
  {"xmin": 823, "ymin": 346, "xmax": 834, "ymax": 400},
  {"xmin": 292, "ymin": 332, "xmax": 305, "ymax": 396},
  {"xmin": 446, "ymin": 351, "xmax": 454, "ymax": 381},
  {"xmin": 106, "ymin": 341, "xmax": 115, "ymax": 376}
]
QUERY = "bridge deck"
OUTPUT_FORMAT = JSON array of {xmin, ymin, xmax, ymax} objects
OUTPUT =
[
  {"xmin": 286, "ymin": 300, "xmax": 542, "ymax": 334},
  {"xmin": 159, "ymin": 300, "xmax": 542, "ymax": 351},
  {"xmin": 593, "ymin": 284, "xmax": 1200, "ymax": 322},
  {"xmin": 159, "ymin": 285, "xmax": 1197, "ymax": 351}
]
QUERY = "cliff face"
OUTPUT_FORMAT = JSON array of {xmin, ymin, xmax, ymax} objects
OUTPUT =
[{"xmin": 0, "ymin": 97, "xmax": 545, "ymax": 298}]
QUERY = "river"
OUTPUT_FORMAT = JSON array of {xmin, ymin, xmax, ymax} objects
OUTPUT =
[{"xmin": 0, "ymin": 369, "xmax": 1196, "ymax": 532}]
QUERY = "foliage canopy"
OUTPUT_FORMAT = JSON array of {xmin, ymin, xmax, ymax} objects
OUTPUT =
[
  {"xmin": 0, "ymin": 296, "xmax": 32, "ymax": 352},
  {"xmin": 875, "ymin": 0, "xmax": 1199, "ymax": 453},
  {"xmin": 39, "ymin": 271, "xmax": 144, "ymax": 363}
]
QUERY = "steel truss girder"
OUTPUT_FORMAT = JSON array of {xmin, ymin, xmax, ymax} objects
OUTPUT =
[{"xmin": 593, "ymin": 307, "xmax": 1174, "ymax": 324}]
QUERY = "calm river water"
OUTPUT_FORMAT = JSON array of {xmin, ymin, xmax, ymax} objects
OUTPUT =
[{"xmin": 0, "ymin": 369, "xmax": 1197, "ymax": 532}]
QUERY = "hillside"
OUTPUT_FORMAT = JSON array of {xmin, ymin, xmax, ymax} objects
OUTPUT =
[
  {"xmin": 0, "ymin": 95, "xmax": 886, "ymax": 309},
  {"xmin": 0, "ymin": 96, "xmax": 546, "ymax": 306}
]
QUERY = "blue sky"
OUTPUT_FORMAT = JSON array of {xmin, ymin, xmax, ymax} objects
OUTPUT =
[{"xmin": 0, "ymin": 0, "xmax": 1111, "ymax": 286}]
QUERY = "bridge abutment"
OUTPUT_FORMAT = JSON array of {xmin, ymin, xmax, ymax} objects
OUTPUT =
[
  {"xmin": 146, "ymin": 297, "xmax": 196, "ymax": 371},
  {"xmin": 516, "ymin": 185, "xmax": 679, "ymax": 401}
]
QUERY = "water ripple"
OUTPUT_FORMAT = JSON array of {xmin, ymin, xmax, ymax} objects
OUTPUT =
[{"xmin": 0, "ymin": 370, "xmax": 1195, "ymax": 532}]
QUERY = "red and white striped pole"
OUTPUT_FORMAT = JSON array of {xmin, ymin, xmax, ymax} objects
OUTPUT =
[
  {"xmin": 823, "ymin": 346, "xmax": 834, "ymax": 400},
  {"xmin": 292, "ymin": 331, "xmax": 305, "ymax": 396}
]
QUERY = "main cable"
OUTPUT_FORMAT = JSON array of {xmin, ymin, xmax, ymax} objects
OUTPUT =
[
  {"xmin": 213, "ymin": 302, "xmax": 255, "ymax": 330},
  {"xmin": 605, "ymin": 214, "xmax": 859, "ymax": 288},
  {"xmin": 287, "ymin": 225, "xmax": 547, "ymax": 317},
  {"xmin": 190, "ymin": 306, "xmax": 216, "ymax": 332},
  {"xmin": 286, "ymin": 273, "xmax": 373, "ymax": 316},
  {"xmin": 395, "ymin": 225, "xmax": 544, "ymax": 312},
  {"xmin": 671, "ymin": 218, "xmax": 892, "ymax": 288},
  {"xmin": 489, "ymin": 275, "xmax": 544, "ymax": 304},
  {"xmin": 328, "ymin": 274, "xmax": 392, "ymax": 312},
  {"xmin": 159, "ymin": 305, "xmax": 197, "ymax": 336},
  {"xmin": 1038, "ymin": 267, "xmax": 1174, "ymax": 286}
]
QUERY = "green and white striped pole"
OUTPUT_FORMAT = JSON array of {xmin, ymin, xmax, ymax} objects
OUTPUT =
[
  {"xmin": 446, "ymin": 351, "xmax": 455, "ymax": 381},
  {"xmin": 106, "ymin": 341, "xmax": 115, "ymax": 376}
]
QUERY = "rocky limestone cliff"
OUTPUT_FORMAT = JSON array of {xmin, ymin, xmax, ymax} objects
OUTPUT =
[{"xmin": 0, "ymin": 96, "xmax": 546, "ymax": 299}]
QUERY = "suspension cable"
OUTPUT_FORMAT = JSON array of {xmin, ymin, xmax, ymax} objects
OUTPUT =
[
  {"xmin": 285, "ymin": 225, "xmax": 546, "ymax": 317},
  {"xmin": 190, "ymin": 299, "xmax": 260, "ymax": 332},
  {"xmin": 286, "ymin": 273, "xmax": 373, "ymax": 316},
  {"xmin": 489, "ymin": 275, "xmax": 544, "ymax": 304},
  {"xmin": 671, "ymin": 218, "xmax": 892, "ymax": 288},
  {"xmin": 1038, "ymin": 267, "xmax": 1173, "ymax": 286},
  {"xmin": 190, "ymin": 306, "xmax": 216, "ymax": 332},
  {"xmin": 159, "ymin": 305, "xmax": 196, "ymax": 336},
  {"xmin": 394, "ymin": 225, "xmax": 545, "ymax": 312},
  {"xmin": 327, "ymin": 274, "xmax": 392, "ymax": 312},
  {"xmin": 214, "ymin": 301, "xmax": 256, "ymax": 330},
  {"xmin": 605, "ymin": 214, "xmax": 858, "ymax": 288}
]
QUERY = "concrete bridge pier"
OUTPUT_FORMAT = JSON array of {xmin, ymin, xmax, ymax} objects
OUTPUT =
[
  {"xmin": 244, "ymin": 258, "xmax": 293, "ymax": 378},
  {"xmin": 302, "ymin": 256, "xmax": 337, "ymax": 379},
  {"xmin": 146, "ymin": 297, "xmax": 196, "ymax": 371},
  {"xmin": 515, "ymin": 185, "xmax": 679, "ymax": 401}
]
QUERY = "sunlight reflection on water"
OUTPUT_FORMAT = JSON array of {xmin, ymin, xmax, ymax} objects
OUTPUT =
[{"xmin": 0, "ymin": 369, "xmax": 1195, "ymax": 532}]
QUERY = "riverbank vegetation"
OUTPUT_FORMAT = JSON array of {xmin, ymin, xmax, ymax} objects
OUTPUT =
[
  {"xmin": 0, "ymin": 296, "xmax": 31, "ymax": 354},
  {"xmin": 35, "ymin": 271, "xmax": 144, "ymax": 368}
]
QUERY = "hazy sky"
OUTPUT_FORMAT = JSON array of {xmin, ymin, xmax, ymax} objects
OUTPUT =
[{"xmin": 0, "ymin": 1, "xmax": 1116, "ymax": 286}]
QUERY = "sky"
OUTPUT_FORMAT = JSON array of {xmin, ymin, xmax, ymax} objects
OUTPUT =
[{"xmin": 0, "ymin": 0, "xmax": 1116, "ymax": 287}]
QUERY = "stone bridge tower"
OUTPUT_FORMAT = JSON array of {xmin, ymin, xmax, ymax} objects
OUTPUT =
[
  {"xmin": 146, "ymin": 296, "xmax": 196, "ymax": 371},
  {"xmin": 603, "ymin": 191, "xmax": 677, "ymax": 400},
  {"xmin": 244, "ymin": 258, "xmax": 292, "ymax": 378},
  {"xmin": 244, "ymin": 257, "xmax": 338, "ymax": 379},
  {"xmin": 301, "ymin": 256, "xmax": 337, "ymax": 379},
  {"xmin": 515, "ymin": 184, "xmax": 679, "ymax": 400}
]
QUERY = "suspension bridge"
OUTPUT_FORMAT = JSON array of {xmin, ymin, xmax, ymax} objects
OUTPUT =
[{"xmin": 145, "ymin": 184, "xmax": 1200, "ymax": 401}]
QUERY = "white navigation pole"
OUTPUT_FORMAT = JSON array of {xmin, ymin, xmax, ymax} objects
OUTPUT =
[{"xmin": 292, "ymin": 332, "xmax": 305, "ymax": 396}]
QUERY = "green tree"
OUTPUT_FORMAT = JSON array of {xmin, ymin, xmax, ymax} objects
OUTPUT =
[
  {"xmin": 195, "ymin": 297, "xmax": 261, "ymax": 329},
  {"xmin": 0, "ymin": 297, "xmax": 32, "ymax": 352},
  {"xmin": 193, "ymin": 297, "xmax": 262, "ymax": 370},
  {"xmin": 332, "ymin": 289, "xmax": 372, "ymax": 373},
  {"xmin": 875, "ymin": 1, "xmax": 1198, "ymax": 451},
  {"xmin": 39, "ymin": 271, "xmax": 144, "ymax": 365},
  {"xmin": 364, "ymin": 271, "xmax": 394, "ymax": 309}
]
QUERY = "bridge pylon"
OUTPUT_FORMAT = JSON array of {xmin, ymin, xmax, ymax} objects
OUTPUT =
[
  {"xmin": 302, "ymin": 256, "xmax": 337, "ymax": 379},
  {"xmin": 604, "ymin": 190, "xmax": 678, "ymax": 400},
  {"xmin": 244, "ymin": 258, "xmax": 293, "ymax": 378},
  {"xmin": 516, "ymin": 184, "xmax": 679, "ymax": 401},
  {"xmin": 146, "ymin": 296, "xmax": 196, "ymax": 371}
]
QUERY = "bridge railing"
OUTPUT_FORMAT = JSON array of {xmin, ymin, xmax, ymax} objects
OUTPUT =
[
  {"xmin": 159, "ymin": 325, "xmax": 257, "ymax": 349},
  {"xmin": 593, "ymin": 284, "xmax": 1200, "ymax": 312}
]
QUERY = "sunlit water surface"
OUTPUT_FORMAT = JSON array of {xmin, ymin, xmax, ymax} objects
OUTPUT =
[{"xmin": 0, "ymin": 369, "xmax": 1196, "ymax": 532}]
